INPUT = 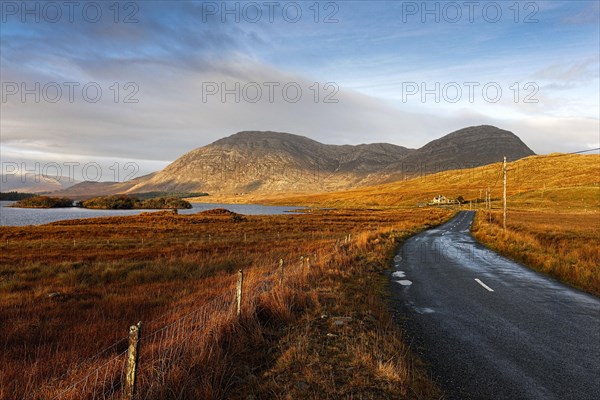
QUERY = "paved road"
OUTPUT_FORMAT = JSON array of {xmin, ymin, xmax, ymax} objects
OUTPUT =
[{"xmin": 389, "ymin": 211, "xmax": 600, "ymax": 400}]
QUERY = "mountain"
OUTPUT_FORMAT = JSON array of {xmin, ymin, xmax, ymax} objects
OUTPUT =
[
  {"xmin": 55, "ymin": 126, "xmax": 535, "ymax": 198},
  {"xmin": 379, "ymin": 125, "xmax": 536, "ymax": 182},
  {"xmin": 124, "ymin": 131, "xmax": 414, "ymax": 194},
  {"xmin": 0, "ymin": 174, "xmax": 80, "ymax": 193}
]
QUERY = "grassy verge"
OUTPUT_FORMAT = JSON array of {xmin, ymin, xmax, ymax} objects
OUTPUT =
[
  {"xmin": 0, "ymin": 208, "xmax": 451, "ymax": 399},
  {"xmin": 246, "ymin": 225, "xmax": 446, "ymax": 399},
  {"xmin": 472, "ymin": 209, "xmax": 600, "ymax": 297}
]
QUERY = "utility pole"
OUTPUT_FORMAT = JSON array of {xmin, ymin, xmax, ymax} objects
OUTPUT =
[
  {"xmin": 487, "ymin": 187, "xmax": 491, "ymax": 222},
  {"xmin": 503, "ymin": 156, "xmax": 507, "ymax": 230},
  {"xmin": 542, "ymin": 183, "xmax": 545, "ymax": 199}
]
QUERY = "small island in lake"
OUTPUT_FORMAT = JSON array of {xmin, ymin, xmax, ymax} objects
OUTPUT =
[
  {"xmin": 82, "ymin": 195, "xmax": 193, "ymax": 210},
  {"xmin": 11, "ymin": 196, "xmax": 74, "ymax": 208},
  {"xmin": 11, "ymin": 195, "xmax": 193, "ymax": 210}
]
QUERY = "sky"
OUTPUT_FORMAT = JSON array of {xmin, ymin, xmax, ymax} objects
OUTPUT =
[{"xmin": 1, "ymin": 0, "xmax": 599, "ymax": 181}]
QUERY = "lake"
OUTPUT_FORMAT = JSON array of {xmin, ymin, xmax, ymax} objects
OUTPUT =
[{"xmin": 0, "ymin": 201, "xmax": 303, "ymax": 226}]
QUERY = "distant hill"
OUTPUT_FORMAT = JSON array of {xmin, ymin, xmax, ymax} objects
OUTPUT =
[
  {"xmin": 0, "ymin": 174, "xmax": 79, "ymax": 193},
  {"xmin": 56, "ymin": 173, "xmax": 156, "ymax": 200},
  {"xmin": 54, "ymin": 126, "xmax": 536, "ymax": 198}
]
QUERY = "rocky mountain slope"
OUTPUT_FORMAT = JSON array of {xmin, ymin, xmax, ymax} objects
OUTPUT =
[{"xmin": 124, "ymin": 131, "xmax": 414, "ymax": 194}]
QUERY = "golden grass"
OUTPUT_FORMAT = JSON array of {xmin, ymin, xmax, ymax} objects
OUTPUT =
[
  {"xmin": 0, "ymin": 208, "xmax": 451, "ymax": 399},
  {"xmin": 472, "ymin": 210, "xmax": 600, "ymax": 296}
]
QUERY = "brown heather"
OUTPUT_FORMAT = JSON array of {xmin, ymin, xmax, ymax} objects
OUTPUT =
[{"xmin": 0, "ymin": 208, "xmax": 451, "ymax": 399}]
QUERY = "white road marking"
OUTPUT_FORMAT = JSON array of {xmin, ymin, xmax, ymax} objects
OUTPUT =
[
  {"xmin": 475, "ymin": 278, "xmax": 494, "ymax": 292},
  {"xmin": 415, "ymin": 307, "xmax": 435, "ymax": 314}
]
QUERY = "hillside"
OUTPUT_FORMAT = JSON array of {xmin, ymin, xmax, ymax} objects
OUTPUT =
[
  {"xmin": 56, "ymin": 126, "xmax": 535, "ymax": 198},
  {"xmin": 214, "ymin": 154, "xmax": 599, "ymax": 210}
]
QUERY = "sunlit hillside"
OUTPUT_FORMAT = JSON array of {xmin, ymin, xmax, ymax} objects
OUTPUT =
[{"xmin": 215, "ymin": 154, "xmax": 599, "ymax": 211}]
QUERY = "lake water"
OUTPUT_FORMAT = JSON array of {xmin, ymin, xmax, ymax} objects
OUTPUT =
[{"xmin": 0, "ymin": 201, "xmax": 303, "ymax": 226}]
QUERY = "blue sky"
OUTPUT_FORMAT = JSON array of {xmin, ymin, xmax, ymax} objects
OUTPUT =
[{"xmin": 1, "ymin": 0, "xmax": 599, "ymax": 179}]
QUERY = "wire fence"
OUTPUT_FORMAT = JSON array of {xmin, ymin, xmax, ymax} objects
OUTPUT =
[{"xmin": 26, "ymin": 236, "xmax": 352, "ymax": 400}]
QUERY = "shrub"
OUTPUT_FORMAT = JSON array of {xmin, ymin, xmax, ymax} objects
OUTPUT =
[
  {"xmin": 139, "ymin": 197, "xmax": 192, "ymax": 209},
  {"xmin": 82, "ymin": 195, "xmax": 137, "ymax": 209}
]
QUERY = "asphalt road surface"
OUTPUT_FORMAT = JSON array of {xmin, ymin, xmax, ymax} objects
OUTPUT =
[{"xmin": 389, "ymin": 211, "xmax": 600, "ymax": 400}]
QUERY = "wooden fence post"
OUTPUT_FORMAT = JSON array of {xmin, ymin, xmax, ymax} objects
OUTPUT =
[
  {"xmin": 236, "ymin": 270, "xmax": 244, "ymax": 316},
  {"xmin": 124, "ymin": 321, "xmax": 142, "ymax": 400},
  {"xmin": 279, "ymin": 259, "xmax": 284, "ymax": 285}
]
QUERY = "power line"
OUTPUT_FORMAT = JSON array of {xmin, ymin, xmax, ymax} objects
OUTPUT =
[
  {"xmin": 544, "ymin": 148, "xmax": 600, "ymax": 157},
  {"xmin": 568, "ymin": 148, "xmax": 600, "ymax": 154}
]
